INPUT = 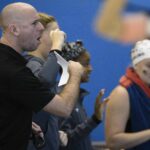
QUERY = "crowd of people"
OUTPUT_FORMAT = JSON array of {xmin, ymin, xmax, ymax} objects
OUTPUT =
[{"xmin": 0, "ymin": 2, "xmax": 150, "ymax": 150}]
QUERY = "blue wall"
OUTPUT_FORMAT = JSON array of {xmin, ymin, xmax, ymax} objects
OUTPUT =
[{"xmin": 0, "ymin": 0, "xmax": 148, "ymax": 141}]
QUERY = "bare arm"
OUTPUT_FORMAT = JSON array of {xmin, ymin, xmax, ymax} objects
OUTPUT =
[
  {"xmin": 105, "ymin": 85, "xmax": 150, "ymax": 149},
  {"xmin": 95, "ymin": 0, "xmax": 148, "ymax": 43},
  {"xmin": 43, "ymin": 61, "xmax": 83, "ymax": 117},
  {"xmin": 119, "ymin": 13, "xmax": 148, "ymax": 43},
  {"xmin": 95, "ymin": 0, "xmax": 126, "ymax": 39}
]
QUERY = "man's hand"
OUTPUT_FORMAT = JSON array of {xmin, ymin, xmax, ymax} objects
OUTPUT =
[{"xmin": 68, "ymin": 60, "xmax": 84, "ymax": 78}]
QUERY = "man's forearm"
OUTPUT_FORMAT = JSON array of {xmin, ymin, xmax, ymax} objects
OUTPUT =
[
  {"xmin": 59, "ymin": 74, "xmax": 81, "ymax": 116},
  {"xmin": 107, "ymin": 130, "xmax": 150, "ymax": 149}
]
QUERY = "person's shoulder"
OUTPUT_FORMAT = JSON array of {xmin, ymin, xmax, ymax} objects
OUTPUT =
[
  {"xmin": 111, "ymin": 85, "xmax": 128, "ymax": 97},
  {"xmin": 0, "ymin": 58, "xmax": 26, "ymax": 78},
  {"xmin": 108, "ymin": 85, "xmax": 129, "ymax": 106},
  {"xmin": 25, "ymin": 54, "xmax": 44, "ymax": 65},
  {"xmin": 106, "ymin": 85, "xmax": 130, "ymax": 116},
  {"xmin": 25, "ymin": 55, "xmax": 44, "ymax": 69}
]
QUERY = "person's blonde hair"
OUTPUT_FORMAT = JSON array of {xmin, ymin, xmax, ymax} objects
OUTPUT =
[{"xmin": 39, "ymin": 12, "xmax": 56, "ymax": 28}]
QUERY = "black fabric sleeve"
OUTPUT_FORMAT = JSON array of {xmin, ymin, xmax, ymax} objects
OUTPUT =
[
  {"xmin": 10, "ymin": 67, "xmax": 55, "ymax": 112},
  {"xmin": 60, "ymin": 115, "xmax": 100, "ymax": 142}
]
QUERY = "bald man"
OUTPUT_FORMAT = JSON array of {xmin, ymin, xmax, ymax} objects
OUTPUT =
[{"xmin": 0, "ymin": 3, "xmax": 83, "ymax": 150}]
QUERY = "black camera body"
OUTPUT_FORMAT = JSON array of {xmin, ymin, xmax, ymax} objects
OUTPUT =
[{"xmin": 61, "ymin": 40, "xmax": 86, "ymax": 61}]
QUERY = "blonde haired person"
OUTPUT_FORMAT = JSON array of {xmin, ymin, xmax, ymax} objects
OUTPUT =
[{"xmin": 25, "ymin": 13, "xmax": 78, "ymax": 150}]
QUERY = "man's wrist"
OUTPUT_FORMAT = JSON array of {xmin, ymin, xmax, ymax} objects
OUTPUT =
[{"xmin": 69, "ymin": 74, "xmax": 81, "ymax": 83}]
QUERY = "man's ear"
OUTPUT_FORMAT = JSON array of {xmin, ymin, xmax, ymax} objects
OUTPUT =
[{"xmin": 8, "ymin": 24, "xmax": 20, "ymax": 36}]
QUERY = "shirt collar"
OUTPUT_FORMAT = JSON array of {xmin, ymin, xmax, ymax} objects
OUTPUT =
[{"xmin": 0, "ymin": 43, "xmax": 27, "ymax": 65}]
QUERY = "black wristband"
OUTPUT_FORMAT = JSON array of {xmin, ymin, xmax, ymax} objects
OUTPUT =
[
  {"xmin": 49, "ymin": 49, "xmax": 62, "ymax": 55},
  {"xmin": 92, "ymin": 114, "xmax": 102, "ymax": 124}
]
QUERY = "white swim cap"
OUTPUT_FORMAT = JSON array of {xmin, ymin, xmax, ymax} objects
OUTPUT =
[{"xmin": 131, "ymin": 39, "xmax": 150, "ymax": 67}]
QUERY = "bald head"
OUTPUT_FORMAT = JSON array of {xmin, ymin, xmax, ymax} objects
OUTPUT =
[
  {"xmin": 1, "ymin": 2, "xmax": 37, "ymax": 29},
  {"xmin": 0, "ymin": 2, "xmax": 44, "ymax": 53}
]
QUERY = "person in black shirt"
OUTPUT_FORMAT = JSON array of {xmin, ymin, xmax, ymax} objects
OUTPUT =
[{"xmin": 0, "ymin": 2, "xmax": 83, "ymax": 150}]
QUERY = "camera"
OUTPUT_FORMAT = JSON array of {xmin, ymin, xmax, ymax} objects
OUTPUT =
[{"xmin": 61, "ymin": 40, "xmax": 86, "ymax": 61}]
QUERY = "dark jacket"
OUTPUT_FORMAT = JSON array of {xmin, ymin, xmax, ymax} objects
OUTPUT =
[{"xmin": 59, "ymin": 88, "xmax": 101, "ymax": 150}]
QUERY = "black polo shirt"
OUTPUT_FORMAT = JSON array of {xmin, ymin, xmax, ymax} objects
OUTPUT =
[{"xmin": 0, "ymin": 43, "xmax": 55, "ymax": 150}]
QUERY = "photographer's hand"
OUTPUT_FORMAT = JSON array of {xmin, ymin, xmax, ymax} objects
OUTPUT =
[
  {"xmin": 50, "ymin": 29, "xmax": 66, "ymax": 51},
  {"xmin": 93, "ymin": 89, "xmax": 109, "ymax": 121}
]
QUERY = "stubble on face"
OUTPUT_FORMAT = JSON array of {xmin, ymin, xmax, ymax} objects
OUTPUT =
[{"xmin": 1, "ymin": 2, "xmax": 43, "ymax": 52}]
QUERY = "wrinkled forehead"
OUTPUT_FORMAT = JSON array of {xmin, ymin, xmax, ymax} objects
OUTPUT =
[
  {"xmin": 1, "ymin": 3, "xmax": 39, "ymax": 26},
  {"xmin": 18, "ymin": 8, "xmax": 39, "ymax": 23}
]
